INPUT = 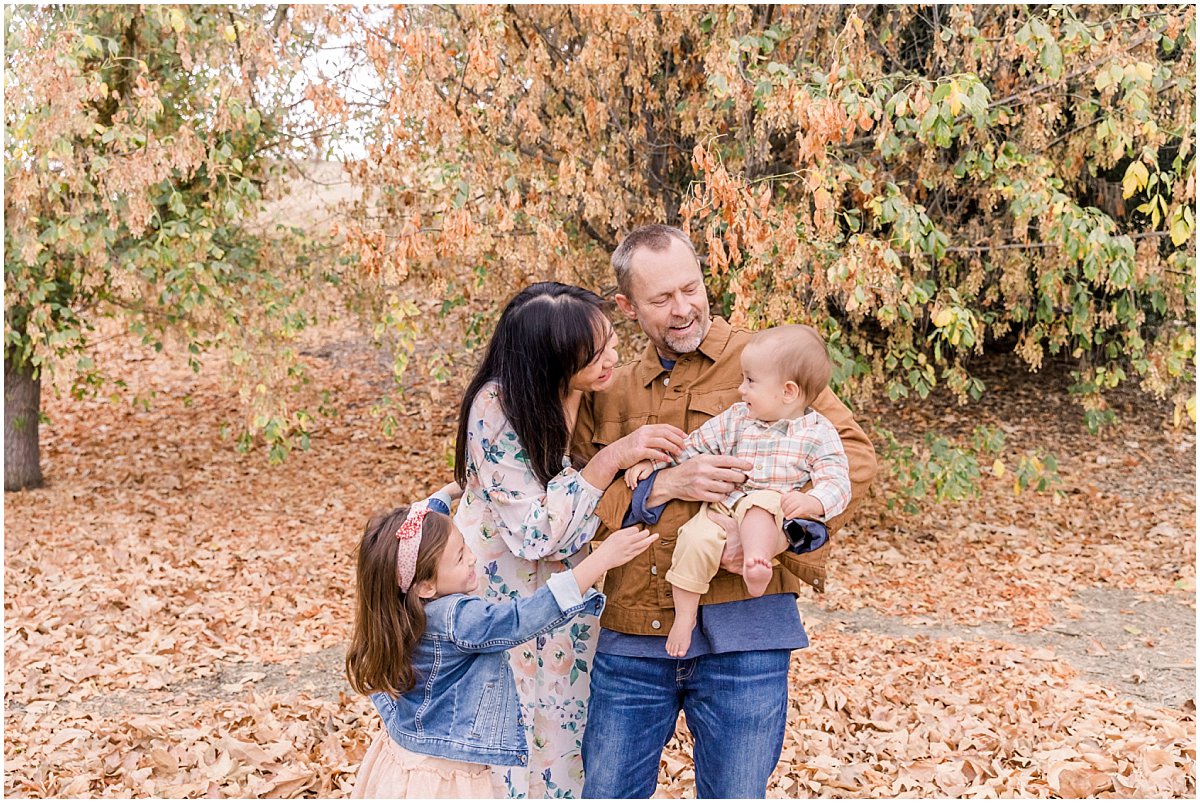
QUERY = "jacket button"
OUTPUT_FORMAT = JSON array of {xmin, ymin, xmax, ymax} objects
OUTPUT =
[
  {"xmin": 663, "ymin": 377, "xmax": 670, "ymax": 386},
  {"xmin": 650, "ymin": 566, "xmax": 658, "ymax": 575},
  {"xmin": 651, "ymin": 620, "xmax": 661, "ymax": 629},
  {"xmin": 519, "ymin": 754, "xmax": 527, "ymax": 765}
]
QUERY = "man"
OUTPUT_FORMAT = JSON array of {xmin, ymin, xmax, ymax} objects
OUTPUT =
[{"xmin": 572, "ymin": 224, "xmax": 877, "ymax": 798}]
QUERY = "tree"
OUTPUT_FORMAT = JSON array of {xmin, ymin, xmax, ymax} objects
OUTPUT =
[
  {"xmin": 4, "ymin": 4, "xmax": 332, "ymax": 490},
  {"xmin": 330, "ymin": 4, "xmax": 1194, "ymax": 431}
]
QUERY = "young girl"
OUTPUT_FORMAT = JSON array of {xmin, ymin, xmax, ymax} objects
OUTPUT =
[{"xmin": 346, "ymin": 495, "xmax": 658, "ymax": 799}]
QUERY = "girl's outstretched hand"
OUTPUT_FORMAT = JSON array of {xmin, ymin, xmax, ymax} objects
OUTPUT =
[
  {"xmin": 593, "ymin": 525, "xmax": 659, "ymax": 570},
  {"xmin": 570, "ymin": 526, "xmax": 659, "ymax": 592}
]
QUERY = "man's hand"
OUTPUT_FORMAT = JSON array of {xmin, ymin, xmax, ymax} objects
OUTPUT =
[
  {"xmin": 709, "ymin": 508, "xmax": 743, "ymax": 574},
  {"xmin": 712, "ymin": 507, "xmax": 789, "ymax": 574},
  {"xmin": 647, "ymin": 455, "xmax": 753, "ymax": 506},
  {"xmin": 781, "ymin": 490, "xmax": 824, "ymax": 520}
]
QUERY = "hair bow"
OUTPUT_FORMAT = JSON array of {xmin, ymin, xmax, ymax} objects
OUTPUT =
[{"xmin": 395, "ymin": 501, "xmax": 430, "ymax": 593}]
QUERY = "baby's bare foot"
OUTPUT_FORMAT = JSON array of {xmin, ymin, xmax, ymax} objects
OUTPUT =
[
  {"xmin": 743, "ymin": 557, "xmax": 773, "ymax": 597},
  {"xmin": 665, "ymin": 618, "xmax": 694, "ymax": 657}
]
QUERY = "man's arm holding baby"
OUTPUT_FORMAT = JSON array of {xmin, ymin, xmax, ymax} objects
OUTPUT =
[{"xmin": 627, "ymin": 409, "xmax": 737, "ymax": 490}]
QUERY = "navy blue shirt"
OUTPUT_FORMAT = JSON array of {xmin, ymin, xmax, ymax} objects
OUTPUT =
[{"xmin": 596, "ymin": 356, "xmax": 809, "ymax": 658}]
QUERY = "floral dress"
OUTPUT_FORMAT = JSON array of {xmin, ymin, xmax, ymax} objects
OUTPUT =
[{"xmin": 455, "ymin": 382, "xmax": 603, "ymax": 799}]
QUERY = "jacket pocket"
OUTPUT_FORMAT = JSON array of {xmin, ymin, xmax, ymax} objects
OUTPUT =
[
  {"xmin": 687, "ymin": 389, "xmax": 738, "ymax": 430},
  {"xmin": 594, "ymin": 415, "xmax": 651, "ymax": 447},
  {"xmin": 468, "ymin": 680, "xmax": 502, "ymax": 741}
]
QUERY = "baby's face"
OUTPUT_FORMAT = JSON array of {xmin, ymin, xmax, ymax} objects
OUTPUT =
[{"xmin": 738, "ymin": 344, "xmax": 797, "ymax": 423}]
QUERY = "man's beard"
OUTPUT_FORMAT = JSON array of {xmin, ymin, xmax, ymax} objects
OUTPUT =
[{"xmin": 663, "ymin": 316, "xmax": 708, "ymax": 355}]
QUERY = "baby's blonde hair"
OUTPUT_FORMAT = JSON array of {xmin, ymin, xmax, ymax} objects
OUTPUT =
[{"xmin": 749, "ymin": 324, "xmax": 832, "ymax": 403}]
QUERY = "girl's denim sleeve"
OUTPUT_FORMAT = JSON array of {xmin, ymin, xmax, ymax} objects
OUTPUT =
[{"xmin": 446, "ymin": 570, "xmax": 605, "ymax": 653}]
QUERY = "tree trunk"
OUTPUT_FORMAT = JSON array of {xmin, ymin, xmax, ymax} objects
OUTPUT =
[{"xmin": 5, "ymin": 349, "xmax": 43, "ymax": 491}]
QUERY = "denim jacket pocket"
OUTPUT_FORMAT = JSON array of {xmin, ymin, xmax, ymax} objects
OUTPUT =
[{"xmin": 468, "ymin": 680, "xmax": 502, "ymax": 741}]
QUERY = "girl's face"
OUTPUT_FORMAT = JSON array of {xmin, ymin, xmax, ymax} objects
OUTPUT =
[
  {"xmin": 425, "ymin": 524, "xmax": 477, "ymax": 599},
  {"xmin": 568, "ymin": 322, "xmax": 619, "ymax": 394}
]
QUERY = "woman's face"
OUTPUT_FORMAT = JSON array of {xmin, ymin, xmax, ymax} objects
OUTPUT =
[{"xmin": 569, "ymin": 322, "xmax": 619, "ymax": 394}]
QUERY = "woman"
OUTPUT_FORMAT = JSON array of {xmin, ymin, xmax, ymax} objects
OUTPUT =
[{"xmin": 454, "ymin": 282, "xmax": 684, "ymax": 798}]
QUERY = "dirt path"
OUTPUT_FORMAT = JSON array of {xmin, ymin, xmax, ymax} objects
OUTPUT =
[{"xmin": 810, "ymin": 587, "xmax": 1196, "ymax": 709}]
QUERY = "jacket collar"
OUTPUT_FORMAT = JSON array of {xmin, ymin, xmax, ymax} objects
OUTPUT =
[{"xmin": 635, "ymin": 317, "xmax": 732, "ymax": 387}]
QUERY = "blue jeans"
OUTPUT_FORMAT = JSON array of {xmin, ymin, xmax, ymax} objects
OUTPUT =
[{"xmin": 581, "ymin": 649, "xmax": 790, "ymax": 798}]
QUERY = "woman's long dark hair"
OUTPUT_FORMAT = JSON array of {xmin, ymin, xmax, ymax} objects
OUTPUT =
[
  {"xmin": 455, "ymin": 282, "xmax": 610, "ymax": 488},
  {"xmin": 345, "ymin": 506, "xmax": 451, "ymax": 697}
]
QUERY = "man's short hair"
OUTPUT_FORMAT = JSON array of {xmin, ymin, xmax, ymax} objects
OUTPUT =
[
  {"xmin": 611, "ymin": 225, "xmax": 698, "ymax": 299},
  {"xmin": 751, "ymin": 324, "xmax": 833, "ymax": 402}
]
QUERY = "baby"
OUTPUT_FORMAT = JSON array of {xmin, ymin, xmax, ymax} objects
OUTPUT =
[{"xmin": 625, "ymin": 324, "xmax": 851, "ymax": 656}]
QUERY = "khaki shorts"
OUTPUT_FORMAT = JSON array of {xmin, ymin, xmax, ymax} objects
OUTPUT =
[{"xmin": 664, "ymin": 490, "xmax": 785, "ymax": 594}]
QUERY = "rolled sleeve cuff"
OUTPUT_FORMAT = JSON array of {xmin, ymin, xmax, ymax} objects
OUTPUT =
[
  {"xmin": 428, "ymin": 492, "xmax": 452, "ymax": 515},
  {"xmin": 573, "ymin": 470, "xmax": 604, "ymax": 499},
  {"xmin": 624, "ymin": 470, "xmax": 668, "ymax": 527},
  {"xmin": 546, "ymin": 569, "xmax": 584, "ymax": 610},
  {"xmin": 546, "ymin": 570, "xmax": 605, "ymax": 615},
  {"xmin": 784, "ymin": 518, "xmax": 829, "ymax": 554}
]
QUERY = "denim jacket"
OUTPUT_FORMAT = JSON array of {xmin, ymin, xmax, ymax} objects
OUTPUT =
[{"xmin": 370, "ymin": 570, "xmax": 605, "ymax": 766}]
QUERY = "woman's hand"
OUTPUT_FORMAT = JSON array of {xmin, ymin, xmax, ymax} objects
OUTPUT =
[
  {"xmin": 580, "ymin": 423, "xmax": 685, "ymax": 491},
  {"xmin": 605, "ymin": 424, "xmax": 686, "ymax": 469}
]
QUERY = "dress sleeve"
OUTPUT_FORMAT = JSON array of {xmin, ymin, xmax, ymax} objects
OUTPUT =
[{"xmin": 466, "ymin": 387, "xmax": 603, "ymax": 560}]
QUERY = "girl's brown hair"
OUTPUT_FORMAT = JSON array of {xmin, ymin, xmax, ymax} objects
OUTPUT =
[{"xmin": 345, "ymin": 506, "xmax": 452, "ymax": 697}]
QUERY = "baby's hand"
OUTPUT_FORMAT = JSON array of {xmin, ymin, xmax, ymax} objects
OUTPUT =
[
  {"xmin": 437, "ymin": 481, "xmax": 464, "ymax": 501},
  {"xmin": 781, "ymin": 490, "xmax": 824, "ymax": 521},
  {"xmin": 624, "ymin": 460, "xmax": 655, "ymax": 489}
]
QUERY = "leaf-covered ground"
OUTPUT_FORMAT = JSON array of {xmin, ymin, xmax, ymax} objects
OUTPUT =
[{"xmin": 4, "ymin": 325, "xmax": 1195, "ymax": 798}]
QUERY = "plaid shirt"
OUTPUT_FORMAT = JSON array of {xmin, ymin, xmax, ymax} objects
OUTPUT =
[{"xmin": 657, "ymin": 402, "xmax": 851, "ymax": 520}]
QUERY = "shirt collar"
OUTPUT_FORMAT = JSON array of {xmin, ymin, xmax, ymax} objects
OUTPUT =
[
  {"xmin": 698, "ymin": 316, "xmax": 733, "ymax": 362},
  {"xmin": 635, "ymin": 317, "xmax": 733, "ymax": 387},
  {"xmin": 636, "ymin": 341, "xmax": 670, "ymax": 387},
  {"xmin": 745, "ymin": 407, "xmax": 816, "ymax": 435}
]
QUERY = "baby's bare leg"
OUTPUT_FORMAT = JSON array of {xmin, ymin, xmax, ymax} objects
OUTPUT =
[
  {"xmin": 666, "ymin": 587, "xmax": 700, "ymax": 657},
  {"xmin": 740, "ymin": 506, "xmax": 778, "ymax": 597}
]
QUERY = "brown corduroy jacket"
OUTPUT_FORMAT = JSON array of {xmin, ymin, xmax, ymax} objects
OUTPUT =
[{"xmin": 571, "ymin": 317, "xmax": 878, "ymax": 635}]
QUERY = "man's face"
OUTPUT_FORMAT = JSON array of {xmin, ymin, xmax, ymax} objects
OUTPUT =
[{"xmin": 616, "ymin": 237, "xmax": 711, "ymax": 360}]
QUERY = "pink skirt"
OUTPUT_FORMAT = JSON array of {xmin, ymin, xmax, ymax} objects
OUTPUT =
[{"xmin": 351, "ymin": 731, "xmax": 499, "ymax": 799}]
